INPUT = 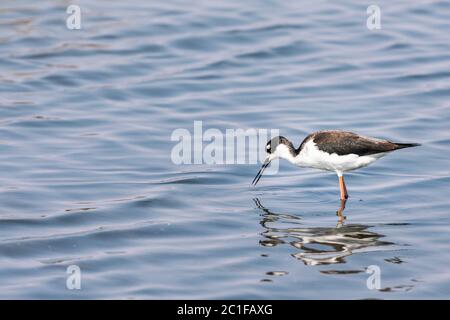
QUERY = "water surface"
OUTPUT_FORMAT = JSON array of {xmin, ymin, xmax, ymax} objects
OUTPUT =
[{"xmin": 1, "ymin": 0, "xmax": 450, "ymax": 299}]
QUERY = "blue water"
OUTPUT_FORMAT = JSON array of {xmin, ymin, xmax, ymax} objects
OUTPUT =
[{"xmin": 1, "ymin": 0, "xmax": 450, "ymax": 299}]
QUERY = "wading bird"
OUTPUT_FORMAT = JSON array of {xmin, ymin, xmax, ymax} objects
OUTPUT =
[{"xmin": 252, "ymin": 130, "xmax": 419, "ymax": 200}]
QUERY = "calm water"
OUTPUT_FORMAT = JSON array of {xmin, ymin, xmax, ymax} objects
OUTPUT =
[{"xmin": 1, "ymin": 0, "xmax": 450, "ymax": 299}]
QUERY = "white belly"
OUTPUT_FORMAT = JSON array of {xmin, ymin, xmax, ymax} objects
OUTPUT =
[{"xmin": 294, "ymin": 140, "xmax": 386, "ymax": 175}]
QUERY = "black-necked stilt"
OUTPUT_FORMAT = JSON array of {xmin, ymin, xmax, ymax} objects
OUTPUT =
[{"xmin": 252, "ymin": 130, "xmax": 420, "ymax": 200}]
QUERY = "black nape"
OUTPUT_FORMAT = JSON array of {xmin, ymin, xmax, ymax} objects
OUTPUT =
[{"xmin": 267, "ymin": 136, "xmax": 298, "ymax": 156}]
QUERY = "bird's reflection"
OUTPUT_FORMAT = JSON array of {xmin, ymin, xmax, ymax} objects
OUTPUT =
[{"xmin": 254, "ymin": 198, "xmax": 393, "ymax": 266}]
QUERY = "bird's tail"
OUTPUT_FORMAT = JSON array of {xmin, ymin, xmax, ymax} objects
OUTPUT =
[{"xmin": 394, "ymin": 142, "xmax": 421, "ymax": 150}]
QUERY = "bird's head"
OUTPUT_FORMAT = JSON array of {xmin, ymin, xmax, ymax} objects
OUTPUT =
[
  {"xmin": 265, "ymin": 136, "xmax": 296, "ymax": 160},
  {"xmin": 252, "ymin": 136, "xmax": 296, "ymax": 186}
]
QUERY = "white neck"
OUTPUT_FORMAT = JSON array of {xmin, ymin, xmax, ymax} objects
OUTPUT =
[{"xmin": 275, "ymin": 144, "xmax": 299, "ymax": 164}]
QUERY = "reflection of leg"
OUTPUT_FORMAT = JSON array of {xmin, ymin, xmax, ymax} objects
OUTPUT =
[
  {"xmin": 253, "ymin": 198, "xmax": 268, "ymax": 213},
  {"xmin": 253, "ymin": 198, "xmax": 262, "ymax": 209},
  {"xmin": 339, "ymin": 176, "xmax": 349, "ymax": 200},
  {"xmin": 336, "ymin": 199, "xmax": 347, "ymax": 225}
]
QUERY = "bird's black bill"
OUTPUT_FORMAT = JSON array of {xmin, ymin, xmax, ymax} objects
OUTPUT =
[{"xmin": 252, "ymin": 160, "xmax": 271, "ymax": 186}]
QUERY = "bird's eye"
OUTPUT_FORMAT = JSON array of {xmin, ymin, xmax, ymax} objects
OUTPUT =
[{"xmin": 266, "ymin": 145, "xmax": 270, "ymax": 150}]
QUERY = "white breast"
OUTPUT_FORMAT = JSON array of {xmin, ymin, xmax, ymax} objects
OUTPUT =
[{"xmin": 294, "ymin": 140, "xmax": 386, "ymax": 176}]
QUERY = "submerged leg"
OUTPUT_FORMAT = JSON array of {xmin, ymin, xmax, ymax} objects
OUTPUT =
[
  {"xmin": 336, "ymin": 199, "xmax": 347, "ymax": 226},
  {"xmin": 338, "ymin": 175, "xmax": 349, "ymax": 200}
]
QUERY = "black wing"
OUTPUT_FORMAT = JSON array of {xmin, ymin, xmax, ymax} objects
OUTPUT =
[{"xmin": 306, "ymin": 131, "xmax": 418, "ymax": 156}]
